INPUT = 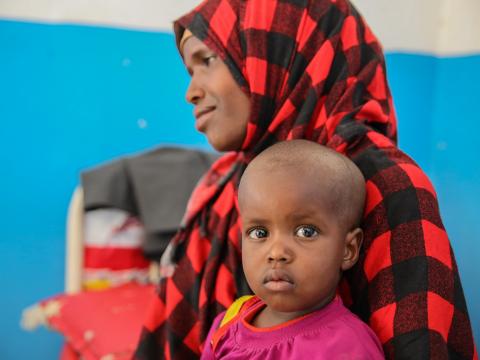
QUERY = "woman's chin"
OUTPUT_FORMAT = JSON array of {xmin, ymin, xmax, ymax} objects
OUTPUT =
[{"xmin": 208, "ymin": 137, "xmax": 242, "ymax": 152}]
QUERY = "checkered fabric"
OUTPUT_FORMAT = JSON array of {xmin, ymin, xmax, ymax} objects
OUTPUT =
[{"xmin": 134, "ymin": 0, "xmax": 476, "ymax": 359}]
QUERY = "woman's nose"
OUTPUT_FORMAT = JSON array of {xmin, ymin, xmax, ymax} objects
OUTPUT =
[
  {"xmin": 185, "ymin": 76, "xmax": 205, "ymax": 105},
  {"xmin": 267, "ymin": 237, "xmax": 293, "ymax": 264}
]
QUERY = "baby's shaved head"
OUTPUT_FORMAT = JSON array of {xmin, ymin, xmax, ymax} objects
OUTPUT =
[{"xmin": 239, "ymin": 140, "xmax": 366, "ymax": 229}]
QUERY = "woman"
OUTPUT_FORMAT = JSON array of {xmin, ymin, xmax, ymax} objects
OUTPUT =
[{"xmin": 135, "ymin": 0, "xmax": 476, "ymax": 359}]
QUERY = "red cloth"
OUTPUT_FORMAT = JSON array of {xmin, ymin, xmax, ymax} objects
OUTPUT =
[
  {"xmin": 44, "ymin": 283, "xmax": 155, "ymax": 360},
  {"xmin": 135, "ymin": 0, "xmax": 476, "ymax": 359},
  {"xmin": 60, "ymin": 344, "xmax": 79, "ymax": 360}
]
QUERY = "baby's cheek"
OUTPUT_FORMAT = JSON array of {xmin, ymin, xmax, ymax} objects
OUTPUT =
[{"xmin": 241, "ymin": 253, "xmax": 257, "ymax": 281}]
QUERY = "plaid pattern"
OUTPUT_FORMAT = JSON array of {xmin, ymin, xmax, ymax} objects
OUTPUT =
[{"xmin": 135, "ymin": 0, "xmax": 476, "ymax": 359}]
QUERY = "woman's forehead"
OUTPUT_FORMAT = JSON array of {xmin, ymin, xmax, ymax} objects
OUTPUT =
[{"xmin": 182, "ymin": 36, "xmax": 210, "ymax": 60}]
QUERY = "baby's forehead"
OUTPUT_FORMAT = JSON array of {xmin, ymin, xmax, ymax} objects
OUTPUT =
[
  {"xmin": 241, "ymin": 141, "xmax": 357, "ymax": 194},
  {"xmin": 241, "ymin": 150, "xmax": 339, "ymax": 189},
  {"xmin": 238, "ymin": 158, "xmax": 339, "ymax": 208}
]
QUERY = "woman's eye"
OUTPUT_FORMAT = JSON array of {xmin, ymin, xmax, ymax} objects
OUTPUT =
[
  {"xmin": 247, "ymin": 228, "xmax": 268, "ymax": 239},
  {"xmin": 203, "ymin": 55, "xmax": 216, "ymax": 66},
  {"xmin": 295, "ymin": 226, "xmax": 318, "ymax": 238}
]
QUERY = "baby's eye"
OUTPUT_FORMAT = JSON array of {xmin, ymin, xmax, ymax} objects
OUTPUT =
[
  {"xmin": 295, "ymin": 225, "xmax": 319, "ymax": 238},
  {"xmin": 247, "ymin": 227, "xmax": 268, "ymax": 240}
]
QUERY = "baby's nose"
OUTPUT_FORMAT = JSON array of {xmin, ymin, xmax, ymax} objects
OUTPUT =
[{"xmin": 267, "ymin": 238, "xmax": 293, "ymax": 263}]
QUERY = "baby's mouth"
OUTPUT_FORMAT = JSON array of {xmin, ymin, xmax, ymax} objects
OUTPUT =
[{"xmin": 263, "ymin": 269, "xmax": 295, "ymax": 292}]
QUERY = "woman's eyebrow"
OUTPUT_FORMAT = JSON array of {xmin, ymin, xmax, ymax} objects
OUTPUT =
[
  {"xmin": 191, "ymin": 48, "xmax": 209, "ymax": 61},
  {"xmin": 184, "ymin": 48, "xmax": 209, "ymax": 74}
]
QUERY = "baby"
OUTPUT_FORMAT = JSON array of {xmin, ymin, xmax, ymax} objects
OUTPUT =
[{"xmin": 201, "ymin": 140, "xmax": 384, "ymax": 359}]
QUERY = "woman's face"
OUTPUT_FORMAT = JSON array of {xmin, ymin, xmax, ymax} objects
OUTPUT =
[{"xmin": 182, "ymin": 36, "xmax": 251, "ymax": 152}]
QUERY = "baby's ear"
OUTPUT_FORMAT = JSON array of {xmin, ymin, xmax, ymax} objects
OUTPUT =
[{"xmin": 341, "ymin": 228, "xmax": 363, "ymax": 271}]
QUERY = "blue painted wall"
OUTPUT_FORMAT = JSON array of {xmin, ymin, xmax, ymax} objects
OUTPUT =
[
  {"xmin": 0, "ymin": 20, "xmax": 478, "ymax": 359},
  {"xmin": 389, "ymin": 53, "xmax": 480, "ymax": 341}
]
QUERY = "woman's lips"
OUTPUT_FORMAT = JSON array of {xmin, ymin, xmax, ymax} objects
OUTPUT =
[
  {"xmin": 263, "ymin": 269, "xmax": 295, "ymax": 292},
  {"xmin": 194, "ymin": 107, "xmax": 215, "ymax": 131}
]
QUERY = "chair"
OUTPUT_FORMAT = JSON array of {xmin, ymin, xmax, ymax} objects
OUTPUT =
[{"xmin": 22, "ymin": 186, "xmax": 156, "ymax": 360}]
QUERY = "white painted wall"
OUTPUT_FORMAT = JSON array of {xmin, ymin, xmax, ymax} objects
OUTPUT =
[
  {"xmin": 0, "ymin": 0, "xmax": 479, "ymax": 55},
  {"xmin": 0, "ymin": 0, "xmax": 201, "ymax": 32},
  {"xmin": 353, "ymin": 0, "xmax": 480, "ymax": 55}
]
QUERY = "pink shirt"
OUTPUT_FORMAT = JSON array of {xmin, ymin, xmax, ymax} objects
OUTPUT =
[{"xmin": 201, "ymin": 296, "xmax": 384, "ymax": 359}]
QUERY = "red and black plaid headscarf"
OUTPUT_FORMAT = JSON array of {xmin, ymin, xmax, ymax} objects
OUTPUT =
[{"xmin": 135, "ymin": 1, "xmax": 476, "ymax": 359}]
